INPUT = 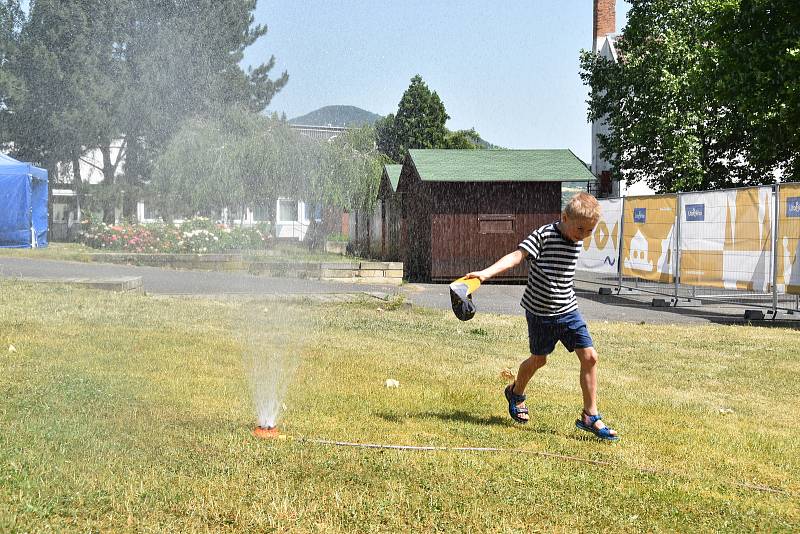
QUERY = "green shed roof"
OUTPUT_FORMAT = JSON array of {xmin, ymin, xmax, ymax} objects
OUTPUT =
[
  {"xmin": 407, "ymin": 149, "xmax": 594, "ymax": 183},
  {"xmin": 383, "ymin": 164, "xmax": 402, "ymax": 192}
]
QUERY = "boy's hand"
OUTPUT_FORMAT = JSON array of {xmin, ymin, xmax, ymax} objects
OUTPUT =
[
  {"xmin": 464, "ymin": 271, "xmax": 487, "ymax": 282},
  {"xmin": 464, "ymin": 250, "xmax": 524, "ymax": 282}
]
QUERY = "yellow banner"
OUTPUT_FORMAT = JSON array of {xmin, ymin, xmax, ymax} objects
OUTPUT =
[
  {"xmin": 622, "ymin": 195, "xmax": 676, "ymax": 283},
  {"xmin": 778, "ymin": 183, "xmax": 800, "ymax": 295},
  {"xmin": 678, "ymin": 187, "xmax": 773, "ymax": 291}
]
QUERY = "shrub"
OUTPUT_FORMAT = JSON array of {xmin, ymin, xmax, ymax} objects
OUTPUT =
[{"xmin": 79, "ymin": 216, "xmax": 272, "ymax": 253}]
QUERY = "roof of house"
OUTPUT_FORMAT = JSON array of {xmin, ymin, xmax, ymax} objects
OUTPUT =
[
  {"xmin": 383, "ymin": 164, "xmax": 402, "ymax": 192},
  {"xmin": 598, "ymin": 33, "xmax": 620, "ymax": 63},
  {"xmin": 406, "ymin": 149, "xmax": 594, "ymax": 183}
]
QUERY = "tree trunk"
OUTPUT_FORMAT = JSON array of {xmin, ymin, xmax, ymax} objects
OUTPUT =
[
  {"xmin": 72, "ymin": 152, "xmax": 83, "ymax": 235},
  {"xmin": 99, "ymin": 144, "xmax": 115, "ymax": 223},
  {"xmin": 46, "ymin": 161, "xmax": 56, "ymax": 245}
]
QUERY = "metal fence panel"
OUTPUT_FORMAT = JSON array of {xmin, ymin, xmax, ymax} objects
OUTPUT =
[
  {"xmin": 621, "ymin": 195, "xmax": 677, "ymax": 284},
  {"xmin": 577, "ymin": 197, "xmax": 622, "ymax": 274},
  {"xmin": 778, "ymin": 183, "xmax": 800, "ymax": 295},
  {"xmin": 575, "ymin": 186, "xmax": 800, "ymax": 314}
]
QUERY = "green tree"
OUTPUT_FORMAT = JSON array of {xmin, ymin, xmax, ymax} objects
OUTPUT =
[
  {"xmin": 377, "ymin": 75, "xmax": 450, "ymax": 162},
  {"xmin": 310, "ymin": 125, "xmax": 386, "ymax": 214},
  {"xmin": 151, "ymin": 109, "xmax": 318, "ymax": 224},
  {"xmin": 443, "ymin": 128, "xmax": 483, "ymax": 149},
  {"xmin": 3, "ymin": 0, "xmax": 289, "ymax": 220},
  {"xmin": 580, "ymin": 0, "xmax": 765, "ymax": 193},
  {"xmin": 714, "ymin": 0, "xmax": 800, "ymax": 182},
  {"xmin": 119, "ymin": 0, "xmax": 289, "ymax": 196},
  {"xmin": 377, "ymin": 75, "xmax": 484, "ymax": 162},
  {"xmin": 3, "ymin": 0, "xmax": 142, "ymax": 225},
  {"xmin": 0, "ymin": 0, "xmax": 24, "ymax": 137}
]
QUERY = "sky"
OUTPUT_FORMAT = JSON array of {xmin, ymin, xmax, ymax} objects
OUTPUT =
[
  {"xmin": 17, "ymin": 0, "xmax": 631, "ymax": 163},
  {"xmin": 244, "ymin": 1, "xmax": 632, "ymax": 162}
]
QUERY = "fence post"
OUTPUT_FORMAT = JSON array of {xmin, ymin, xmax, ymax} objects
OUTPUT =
[
  {"xmin": 617, "ymin": 196, "xmax": 624, "ymax": 292},
  {"xmin": 674, "ymin": 193, "xmax": 682, "ymax": 299},
  {"xmin": 772, "ymin": 184, "xmax": 779, "ymax": 315}
]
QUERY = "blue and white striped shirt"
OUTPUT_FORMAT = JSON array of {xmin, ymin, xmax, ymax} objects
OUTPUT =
[{"xmin": 518, "ymin": 223, "xmax": 581, "ymax": 316}]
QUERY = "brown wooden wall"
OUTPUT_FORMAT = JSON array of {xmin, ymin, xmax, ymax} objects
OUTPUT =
[{"xmin": 402, "ymin": 180, "xmax": 562, "ymax": 281}]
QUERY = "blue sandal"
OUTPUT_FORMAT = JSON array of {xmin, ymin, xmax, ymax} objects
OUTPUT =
[
  {"xmin": 504, "ymin": 384, "xmax": 529, "ymax": 424},
  {"xmin": 575, "ymin": 411, "xmax": 619, "ymax": 441}
]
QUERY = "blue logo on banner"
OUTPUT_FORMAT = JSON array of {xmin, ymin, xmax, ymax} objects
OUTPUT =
[
  {"xmin": 788, "ymin": 197, "xmax": 800, "ymax": 218},
  {"xmin": 685, "ymin": 204, "xmax": 705, "ymax": 221},
  {"xmin": 633, "ymin": 208, "xmax": 646, "ymax": 223}
]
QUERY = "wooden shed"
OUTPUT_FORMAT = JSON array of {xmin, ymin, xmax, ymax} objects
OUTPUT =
[
  {"xmin": 377, "ymin": 164, "xmax": 403, "ymax": 260},
  {"xmin": 397, "ymin": 149, "xmax": 595, "ymax": 281}
]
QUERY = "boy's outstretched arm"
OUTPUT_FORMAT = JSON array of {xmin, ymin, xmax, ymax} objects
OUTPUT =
[{"xmin": 465, "ymin": 249, "xmax": 527, "ymax": 282}]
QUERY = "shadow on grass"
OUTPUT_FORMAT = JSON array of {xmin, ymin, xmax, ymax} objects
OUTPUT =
[
  {"xmin": 376, "ymin": 410, "xmax": 504, "ymax": 426},
  {"xmin": 375, "ymin": 409, "xmax": 561, "ymax": 437}
]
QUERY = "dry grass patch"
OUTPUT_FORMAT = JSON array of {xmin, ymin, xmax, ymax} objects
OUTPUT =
[{"xmin": 0, "ymin": 281, "xmax": 797, "ymax": 532}]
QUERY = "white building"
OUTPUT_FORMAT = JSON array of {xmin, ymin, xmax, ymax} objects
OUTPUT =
[
  {"xmin": 590, "ymin": 0, "xmax": 655, "ymax": 198},
  {"xmin": 53, "ymin": 123, "xmax": 341, "ymax": 240}
]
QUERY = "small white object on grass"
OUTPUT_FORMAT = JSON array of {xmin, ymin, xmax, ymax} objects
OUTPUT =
[
  {"xmin": 8, "ymin": 345, "xmax": 16, "ymax": 353},
  {"xmin": 718, "ymin": 408, "xmax": 734, "ymax": 415},
  {"xmin": 384, "ymin": 379, "xmax": 400, "ymax": 388}
]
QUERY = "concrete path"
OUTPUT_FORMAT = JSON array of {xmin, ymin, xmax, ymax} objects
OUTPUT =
[
  {"xmin": 0, "ymin": 256, "xmax": 790, "ymax": 325},
  {"xmin": 401, "ymin": 281, "xmax": 758, "ymax": 325}
]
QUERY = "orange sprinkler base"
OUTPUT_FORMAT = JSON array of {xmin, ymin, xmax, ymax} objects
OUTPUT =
[{"xmin": 252, "ymin": 426, "xmax": 280, "ymax": 439}]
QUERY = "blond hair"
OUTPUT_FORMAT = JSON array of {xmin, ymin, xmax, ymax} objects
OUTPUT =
[{"xmin": 563, "ymin": 192, "xmax": 601, "ymax": 221}]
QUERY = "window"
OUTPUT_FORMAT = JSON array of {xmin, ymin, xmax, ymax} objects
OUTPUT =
[
  {"xmin": 252, "ymin": 204, "xmax": 270, "ymax": 221},
  {"xmin": 478, "ymin": 214, "xmax": 515, "ymax": 234},
  {"xmin": 305, "ymin": 203, "xmax": 322, "ymax": 222},
  {"xmin": 143, "ymin": 203, "xmax": 160, "ymax": 221},
  {"xmin": 278, "ymin": 199, "xmax": 298, "ymax": 222}
]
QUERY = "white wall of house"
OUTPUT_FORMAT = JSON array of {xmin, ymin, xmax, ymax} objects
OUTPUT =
[
  {"xmin": 591, "ymin": 36, "xmax": 617, "ymax": 187},
  {"xmin": 53, "ymin": 140, "xmax": 127, "ymax": 224},
  {"xmin": 275, "ymin": 198, "xmax": 313, "ymax": 240},
  {"xmin": 56, "ymin": 139, "xmax": 126, "ymax": 187},
  {"xmin": 590, "ymin": 35, "xmax": 655, "ymax": 198},
  {"xmin": 59, "ymin": 132, "xmax": 327, "ymax": 236}
]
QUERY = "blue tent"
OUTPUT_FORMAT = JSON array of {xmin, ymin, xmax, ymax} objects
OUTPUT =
[{"xmin": 0, "ymin": 153, "xmax": 49, "ymax": 248}]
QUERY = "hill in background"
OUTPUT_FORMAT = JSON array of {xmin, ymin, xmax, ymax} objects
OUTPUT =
[
  {"xmin": 289, "ymin": 105, "xmax": 382, "ymax": 127},
  {"xmin": 289, "ymin": 104, "xmax": 499, "ymax": 148}
]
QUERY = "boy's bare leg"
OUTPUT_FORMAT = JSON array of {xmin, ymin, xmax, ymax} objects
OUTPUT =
[
  {"xmin": 575, "ymin": 347, "xmax": 616, "ymax": 436},
  {"xmin": 514, "ymin": 354, "xmax": 547, "ymax": 393},
  {"xmin": 510, "ymin": 355, "xmax": 547, "ymax": 422}
]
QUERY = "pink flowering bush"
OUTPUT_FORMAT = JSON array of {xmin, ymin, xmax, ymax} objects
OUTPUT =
[{"xmin": 80, "ymin": 216, "xmax": 271, "ymax": 253}]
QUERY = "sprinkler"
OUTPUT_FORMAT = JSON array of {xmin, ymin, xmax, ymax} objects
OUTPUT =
[{"xmin": 252, "ymin": 425, "xmax": 280, "ymax": 439}]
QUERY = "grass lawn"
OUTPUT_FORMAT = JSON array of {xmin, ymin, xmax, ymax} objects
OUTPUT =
[
  {"xmin": 0, "ymin": 242, "xmax": 95, "ymax": 262},
  {"xmin": 0, "ymin": 281, "xmax": 798, "ymax": 532},
  {"xmin": 0, "ymin": 241, "xmax": 362, "ymax": 264}
]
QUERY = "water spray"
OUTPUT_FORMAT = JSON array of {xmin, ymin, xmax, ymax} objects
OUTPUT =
[{"xmin": 241, "ymin": 303, "xmax": 307, "ymax": 442}]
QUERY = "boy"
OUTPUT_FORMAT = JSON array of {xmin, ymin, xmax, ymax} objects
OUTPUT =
[{"xmin": 464, "ymin": 192, "xmax": 618, "ymax": 441}]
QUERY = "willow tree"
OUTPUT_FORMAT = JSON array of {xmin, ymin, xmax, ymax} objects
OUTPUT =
[
  {"xmin": 151, "ymin": 109, "xmax": 318, "ymax": 224},
  {"xmin": 292, "ymin": 125, "xmax": 385, "ymax": 245}
]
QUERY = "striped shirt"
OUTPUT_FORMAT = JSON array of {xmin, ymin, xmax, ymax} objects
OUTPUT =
[{"xmin": 518, "ymin": 223, "xmax": 581, "ymax": 316}]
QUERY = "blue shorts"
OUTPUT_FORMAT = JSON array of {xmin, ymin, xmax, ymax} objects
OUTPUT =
[{"xmin": 526, "ymin": 309, "xmax": 593, "ymax": 356}]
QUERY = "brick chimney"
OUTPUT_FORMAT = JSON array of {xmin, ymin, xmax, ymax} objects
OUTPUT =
[{"xmin": 593, "ymin": 0, "xmax": 616, "ymax": 53}]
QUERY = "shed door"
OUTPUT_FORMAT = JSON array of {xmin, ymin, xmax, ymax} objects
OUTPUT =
[{"xmin": 431, "ymin": 213, "xmax": 527, "ymax": 281}]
